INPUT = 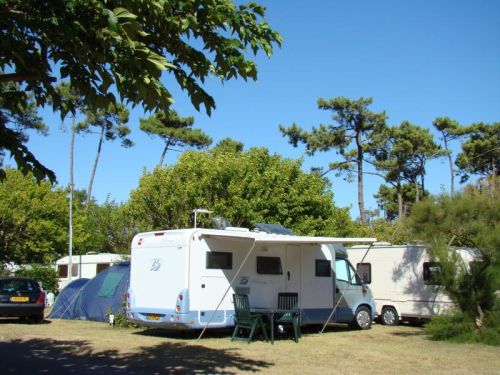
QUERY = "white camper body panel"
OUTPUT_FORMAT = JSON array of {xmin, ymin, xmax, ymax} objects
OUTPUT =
[
  {"xmin": 127, "ymin": 228, "xmax": 376, "ymax": 329},
  {"xmin": 347, "ymin": 244, "xmax": 476, "ymax": 322},
  {"xmin": 56, "ymin": 253, "xmax": 125, "ymax": 290}
]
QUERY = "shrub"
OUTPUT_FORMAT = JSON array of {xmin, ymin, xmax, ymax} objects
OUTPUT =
[
  {"xmin": 105, "ymin": 296, "xmax": 136, "ymax": 328},
  {"xmin": 15, "ymin": 264, "xmax": 58, "ymax": 293},
  {"xmin": 425, "ymin": 310, "xmax": 500, "ymax": 346}
]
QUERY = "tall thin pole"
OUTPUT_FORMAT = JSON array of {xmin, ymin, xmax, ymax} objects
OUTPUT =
[{"xmin": 68, "ymin": 114, "xmax": 75, "ymax": 283}]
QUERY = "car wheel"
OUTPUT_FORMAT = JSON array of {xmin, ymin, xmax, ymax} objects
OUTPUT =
[
  {"xmin": 381, "ymin": 307, "xmax": 398, "ymax": 326},
  {"xmin": 351, "ymin": 306, "xmax": 372, "ymax": 330},
  {"xmin": 31, "ymin": 314, "xmax": 44, "ymax": 323}
]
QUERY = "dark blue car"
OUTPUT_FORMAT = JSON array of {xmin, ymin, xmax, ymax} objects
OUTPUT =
[{"xmin": 0, "ymin": 277, "xmax": 45, "ymax": 322}]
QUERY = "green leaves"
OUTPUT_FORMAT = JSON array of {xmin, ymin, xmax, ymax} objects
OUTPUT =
[
  {"xmin": 409, "ymin": 191, "xmax": 500, "ymax": 318},
  {"xmin": 1, "ymin": 0, "xmax": 281, "ymax": 181},
  {"xmin": 128, "ymin": 147, "xmax": 347, "ymax": 236}
]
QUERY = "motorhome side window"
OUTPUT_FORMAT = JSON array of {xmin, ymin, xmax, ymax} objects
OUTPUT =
[
  {"xmin": 206, "ymin": 252, "xmax": 233, "ymax": 270},
  {"xmin": 356, "ymin": 263, "xmax": 371, "ymax": 284},
  {"xmin": 315, "ymin": 259, "xmax": 331, "ymax": 277},
  {"xmin": 256, "ymin": 256, "xmax": 283, "ymax": 275},
  {"xmin": 423, "ymin": 262, "xmax": 442, "ymax": 285}
]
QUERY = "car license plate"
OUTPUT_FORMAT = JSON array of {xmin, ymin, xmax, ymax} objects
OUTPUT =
[
  {"xmin": 146, "ymin": 314, "xmax": 161, "ymax": 321},
  {"xmin": 11, "ymin": 296, "xmax": 29, "ymax": 302}
]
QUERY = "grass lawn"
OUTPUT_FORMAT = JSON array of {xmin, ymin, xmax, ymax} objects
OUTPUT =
[{"xmin": 0, "ymin": 314, "xmax": 498, "ymax": 374}]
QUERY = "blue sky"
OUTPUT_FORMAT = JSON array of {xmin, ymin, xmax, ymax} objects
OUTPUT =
[{"xmin": 24, "ymin": 0, "xmax": 500, "ymax": 219}]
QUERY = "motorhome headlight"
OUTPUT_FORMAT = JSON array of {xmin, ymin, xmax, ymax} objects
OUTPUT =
[{"xmin": 176, "ymin": 305, "xmax": 181, "ymax": 313}]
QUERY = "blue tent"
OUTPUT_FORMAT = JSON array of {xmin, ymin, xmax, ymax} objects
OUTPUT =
[
  {"xmin": 49, "ymin": 278, "xmax": 90, "ymax": 319},
  {"xmin": 49, "ymin": 262, "xmax": 130, "ymax": 322}
]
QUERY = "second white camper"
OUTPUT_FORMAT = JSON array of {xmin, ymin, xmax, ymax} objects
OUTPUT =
[
  {"xmin": 347, "ymin": 243, "xmax": 477, "ymax": 325},
  {"xmin": 127, "ymin": 227, "xmax": 377, "ymax": 330}
]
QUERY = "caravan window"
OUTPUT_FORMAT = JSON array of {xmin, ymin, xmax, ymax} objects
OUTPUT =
[
  {"xmin": 206, "ymin": 252, "xmax": 233, "ymax": 270},
  {"xmin": 96, "ymin": 263, "xmax": 110, "ymax": 274},
  {"xmin": 423, "ymin": 262, "xmax": 442, "ymax": 285},
  {"xmin": 57, "ymin": 265, "xmax": 68, "ymax": 278},
  {"xmin": 315, "ymin": 259, "xmax": 331, "ymax": 277},
  {"xmin": 356, "ymin": 263, "xmax": 371, "ymax": 284},
  {"xmin": 256, "ymin": 256, "xmax": 283, "ymax": 275}
]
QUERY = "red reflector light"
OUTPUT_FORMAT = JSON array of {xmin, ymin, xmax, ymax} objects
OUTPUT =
[
  {"xmin": 178, "ymin": 294, "xmax": 183, "ymax": 301},
  {"xmin": 36, "ymin": 292, "xmax": 45, "ymax": 305},
  {"xmin": 154, "ymin": 232, "xmax": 165, "ymax": 236}
]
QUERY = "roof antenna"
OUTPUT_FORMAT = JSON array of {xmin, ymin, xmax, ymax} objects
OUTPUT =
[{"xmin": 192, "ymin": 208, "xmax": 212, "ymax": 228}]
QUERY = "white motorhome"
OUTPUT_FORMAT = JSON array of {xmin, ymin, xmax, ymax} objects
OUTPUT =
[
  {"xmin": 347, "ymin": 243, "xmax": 477, "ymax": 325},
  {"xmin": 127, "ymin": 227, "xmax": 377, "ymax": 330},
  {"xmin": 56, "ymin": 253, "xmax": 126, "ymax": 290}
]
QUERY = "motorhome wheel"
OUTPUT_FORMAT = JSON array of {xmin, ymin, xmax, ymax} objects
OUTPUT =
[
  {"xmin": 381, "ymin": 307, "xmax": 399, "ymax": 326},
  {"xmin": 351, "ymin": 306, "xmax": 372, "ymax": 330}
]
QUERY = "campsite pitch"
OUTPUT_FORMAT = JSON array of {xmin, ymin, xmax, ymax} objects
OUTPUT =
[{"xmin": 0, "ymin": 316, "xmax": 498, "ymax": 374}]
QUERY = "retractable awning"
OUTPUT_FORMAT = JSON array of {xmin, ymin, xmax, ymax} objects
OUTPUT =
[
  {"xmin": 201, "ymin": 231, "xmax": 376, "ymax": 245},
  {"xmin": 197, "ymin": 230, "xmax": 376, "ymax": 340}
]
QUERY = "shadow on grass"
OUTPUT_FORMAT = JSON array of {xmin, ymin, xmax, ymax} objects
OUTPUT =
[
  {"xmin": 389, "ymin": 329, "xmax": 425, "ymax": 338},
  {"xmin": 134, "ymin": 324, "xmax": 354, "ymax": 342},
  {"xmin": 134, "ymin": 327, "xmax": 234, "ymax": 340},
  {"xmin": 0, "ymin": 317, "xmax": 52, "ymax": 325},
  {"xmin": 0, "ymin": 338, "xmax": 273, "ymax": 374}
]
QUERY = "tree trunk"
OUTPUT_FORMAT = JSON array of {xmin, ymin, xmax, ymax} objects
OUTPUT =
[
  {"xmin": 491, "ymin": 158, "xmax": 497, "ymax": 193},
  {"xmin": 86, "ymin": 126, "xmax": 105, "ymax": 206},
  {"xmin": 397, "ymin": 177, "xmax": 403, "ymax": 219},
  {"xmin": 68, "ymin": 115, "xmax": 76, "ymax": 282},
  {"xmin": 158, "ymin": 138, "xmax": 172, "ymax": 167},
  {"xmin": 356, "ymin": 130, "xmax": 366, "ymax": 223},
  {"xmin": 444, "ymin": 137, "xmax": 455, "ymax": 194},
  {"xmin": 415, "ymin": 179, "xmax": 420, "ymax": 202}
]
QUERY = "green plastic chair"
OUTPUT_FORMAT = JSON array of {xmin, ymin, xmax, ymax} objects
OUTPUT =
[
  {"xmin": 231, "ymin": 294, "xmax": 269, "ymax": 343},
  {"xmin": 276, "ymin": 292, "xmax": 301, "ymax": 342}
]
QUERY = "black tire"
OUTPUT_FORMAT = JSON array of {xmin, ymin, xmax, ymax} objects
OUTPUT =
[
  {"xmin": 351, "ymin": 306, "xmax": 372, "ymax": 330},
  {"xmin": 31, "ymin": 314, "xmax": 44, "ymax": 323},
  {"xmin": 381, "ymin": 307, "xmax": 399, "ymax": 326}
]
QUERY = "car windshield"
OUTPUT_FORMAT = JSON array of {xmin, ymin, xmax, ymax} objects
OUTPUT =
[{"xmin": 0, "ymin": 279, "xmax": 37, "ymax": 293}]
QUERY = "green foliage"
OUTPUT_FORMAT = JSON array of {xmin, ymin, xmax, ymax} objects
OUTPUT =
[
  {"xmin": 83, "ymin": 200, "xmax": 134, "ymax": 254},
  {"xmin": 77, "ymin": 103, "xmax": 131, "ymax": 148},
  {"xmin": 0, "ymin": 82, "xmax": 53, "ymax": 182},
  {"xmin": 375, "ymin": 183, "xmax": 428, "ymax": 221},
  {"xmin": 279, "ymin": 97, "xmax": 387, "ymax": 223},
  {"xmin": 105, "ymin": 296, "xmax": 135, "ymax": 328},
  {"xmin": 140, "ymin": 109, "xmax": 212, "ymax": 167},
  {"xmin": 409, "ymin": 190, "xmax": 500, "ymax": 319},
  {"xmin": 372, "ymin": 121, "xmax": 442, "ymax": 219},
  {"xmin": 456, "ymin": 122, "xmax": 500, "ymax": 185},
  {"xmin": 128, "ymin": 148, "xmax": 350, "ymax": 236},
  {"xmin": 14, "ymin": 264, "xmax": 58, "ymax": 293},
  {"xmin": 433, "ymin": 117, "xmax": 465, "ymax": 193},
  {"xmin": 425, "ymin": 310, "xmax": 500, "ymax": 346},
  {"xmin": 0, "ymin": 0, "xmax": 281, "ymax": 181},
  {"xmin": 346, "ymin": 218, "xmax": 412, "ymax": 245},
  {"xmin": 0, "ymin": 169, "xmax": 130, "ymax": 266},
  {"xmin": 213, "ymin": 138, "xmax": 245, "ymax": 154},
  {"xmin": 0, "ymin": 168, "xmax": 69, "ymax": 265}
]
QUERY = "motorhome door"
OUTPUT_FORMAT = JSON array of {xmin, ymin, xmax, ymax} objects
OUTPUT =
[
  {"xmin": 334, "ymin": 257, "xmax": 363, "ymax": 322},
  {"xmin": 285, "ymin": 245, "xmax": 301, "ymax": 293}
]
